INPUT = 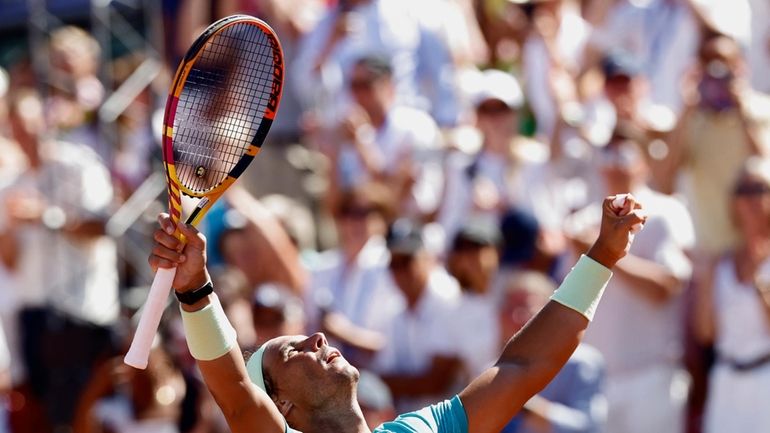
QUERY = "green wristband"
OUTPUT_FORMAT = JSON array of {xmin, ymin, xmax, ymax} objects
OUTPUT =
[
  {"xmin": 550, "ymin": 255, "xmax": 613, "ymax": 321},
  {"xmin": 180, "ymin": 295, "xmax": 238, "ymax": 361}
]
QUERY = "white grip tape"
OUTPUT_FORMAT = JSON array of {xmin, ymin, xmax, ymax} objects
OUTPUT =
[{"xmin": 124, "ymin": 267, "xmax": 177, "ymax": 369}]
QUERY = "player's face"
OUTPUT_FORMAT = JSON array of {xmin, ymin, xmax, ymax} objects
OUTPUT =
[{"xmin": 262, "ymin": 333, "xmax": 359, "ymax": 406}]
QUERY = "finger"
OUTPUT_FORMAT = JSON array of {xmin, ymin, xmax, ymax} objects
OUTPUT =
[
  {"xmin": 151, "ymin": 244, "xmax": 186, "ymax": 263},
  {"xmin": 620, "ymin": 210, "xmax": 647, "ymax": 229},
  {"xmin": 610, "ymin": 193, "xmax": 642, "ymax": 216},
  {"xmin": 157, "ymin": 213, "xmax": 176, "ymax": 235},
  {"xmin": 148, "ymin": 255, "xmax": 177, "ymax": 272},
  {"xmin": 178, "ymin": 223, "xmax": 206, "ymax": 250},
  {"xmin": 604, "ymin": 196, "xmax": 627, "ymax": 218},
  {"xmin": 622, "ymin": 193, "xmax": 642, "ymax": 213},
  {"xmin": 153, "ymin": 229, "xmax": 182, "ymax": 251}
]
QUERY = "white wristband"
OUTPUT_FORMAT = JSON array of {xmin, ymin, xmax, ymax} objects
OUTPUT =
[
  {"xmin": 180, "ymin": 295, "xmax": 237, "ymax": 361},
  {"xmin": 550, "ymin": 255, "xmax": 613, "ymax": 321}
]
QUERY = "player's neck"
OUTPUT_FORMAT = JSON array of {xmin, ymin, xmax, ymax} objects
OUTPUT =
[{"xmin": 303, "ymin": 403, "xmax": 370, "ymax": 433}]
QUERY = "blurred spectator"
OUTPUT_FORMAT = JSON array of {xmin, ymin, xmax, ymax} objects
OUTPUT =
[
  {"xmin": 589, "ymin": 0, "xmax": 698, "ymax": 113},
  {"xmin": 73, "ymin": 347, "xmax": 185, "ymax": 433},
  {"xmin": 747, "ymin": 0, "xmax": 770, "ymax": 93},
  {"xmin": 522, "ymin": 0, "xmax": 592, "ymax": 140},
  {"xmin": 692, "ymin": 157, "xmax": 770, "ymax": 433},
  {"xmin": 583, "ymin": 50, "xmax": 663, "ymax": 146},
  {"xmin": 567, "ymin": 134, "xmax": 694, "ymax": 433},
  {"xmin": 323, "ymin": 55, "xmax": 445, "ymax": 220},
  {"xmin": 446, "ymin": 218, "xmax": 502, "ymax": 380},
  {"xmin": 293, "ymin": 0, "xmax": 459, "ymax": 126},
  {"xmin": 372, "ymin": 219, "xmax": 463, "ymax": 412},
  {"xmin": 356, "ymin": 370, "xmax": 396, "ymax": 430},
  {"xmin": 260, "ymin": 193, "xmax": 318, "ymax": 258},
  {"xmin": 215, "ymin": 187, "xmax": 306, "ymax": 294},
  {"xmin": 499, "ymin": 271, "xmax": 606, "ymax": 433},
  {"xmin": 656, "ymin": 34, "xmax": 770, "ymax": 256},
  {"xmin": 305, "ymin": 184, "xmax": 400, "ymax": 366},
  {"xmin": 0, "ymin": 88, "xmax": 118, "ymax": 429},
  {"xmin": 251, "ymin": 283, "xmax": 306, "ymax": 347},
  {"xmin": 0, "ymin": 321, "xmax": 9, "ymax": 433},
  {"xmin": 47, "ymin": 27, "xmax": 108, "ymax": 159},
  {"xmin": 412, "ymin": 0, "xmax": 490, "ymax": 67},
  {"xmin": 439, "ymin": 69, "xmax": 546, "ymax": 240},
  {"xmin": 110, "ymin": 54, "xmax": 156, "ymax": 196}
]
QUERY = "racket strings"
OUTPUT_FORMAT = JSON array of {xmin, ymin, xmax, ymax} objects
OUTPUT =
[{"xmin": 172, "ymin": 23, "xmax": 276, "ymax": 194}]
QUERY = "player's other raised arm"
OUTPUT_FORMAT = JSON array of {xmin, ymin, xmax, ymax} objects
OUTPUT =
[
  {"xmin": 459, "ymin": 195, "xmax": 646, "ymax": 433},
  {"xmin": 148, "ymin": 214, "xmax": 285, "ymax": 433}
]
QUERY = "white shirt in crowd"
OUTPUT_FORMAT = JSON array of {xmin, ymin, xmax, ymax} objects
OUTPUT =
[
  {"xmin": 524, "ymin": 4, "xmax": 592, "ymax": 139},
  {"xmin": 305, "ymin": 236, "xmax": 403, "ymax": 335},
  {"xmin": 338, "ymin": 105, "xmax": 444, "ymax": 216},
  {"xmin": 704, "ymin": 257, "xmax": 770, "ymax": 433},
  {"xmin": 569, "ymin": 187, "xmax": 693, "ymax": 433},
  {"xmin": 593, "ymin": 0, "xmax": 699, "ymax": 113},
  {"xmin": 371, "ymin": 268, "xmax": 462, "ymax": 412},
  {"xmin": 452, "ymin": 291, "xmax": 499, "ymax": 380},
  {"xmin": 0, "ymin": 141, "xmax": 118, "ymax": 326},
  {"xmin": 748, "ymin": 0, "xmax": 770, "ymax": 93},
  {"xmin": 574, "ymin": 187, "xmax": 694, "ymax": 375},
  {"xmin": 293, "ymin": 0, "xmax": 458, "ymax": 125}
]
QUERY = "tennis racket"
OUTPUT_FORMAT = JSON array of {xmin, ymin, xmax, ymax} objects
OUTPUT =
[{"xmin": 124, "ymin": 15, "xmax": 284, "ymax": 369}]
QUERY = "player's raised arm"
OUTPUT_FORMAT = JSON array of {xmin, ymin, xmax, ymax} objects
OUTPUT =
[
  {"xmin": 459, "ymin": 194, "xmax": 646, "ymax": 433},
  {"xmin": 148, "ymin": 214, "xmax": 285, "ymax": 433}
]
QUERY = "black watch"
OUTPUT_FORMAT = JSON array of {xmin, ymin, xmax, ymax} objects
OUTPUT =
[{"xmin": 175, "ymin": 281, "xmax": 214, "ymax": 305}]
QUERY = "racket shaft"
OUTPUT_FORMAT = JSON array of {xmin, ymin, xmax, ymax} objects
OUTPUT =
[{"xmin": 124, "ymin": 267, "xmax": 177, "ymax": 369}]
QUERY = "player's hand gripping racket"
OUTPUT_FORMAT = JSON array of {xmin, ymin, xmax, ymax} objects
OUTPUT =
[{"xmin": 124, "ymin": 15, "xmax": 284, "ymax": 369}]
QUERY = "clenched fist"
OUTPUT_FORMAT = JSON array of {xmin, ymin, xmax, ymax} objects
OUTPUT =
[{"xmin": 586, "ymin": 194, "xmax": 647, "ymax": 269}]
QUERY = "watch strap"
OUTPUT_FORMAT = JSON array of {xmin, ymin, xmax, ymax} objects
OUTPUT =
[{"xmin": 175, "ymin": 281, "xmax": 214, "ymax": 305}]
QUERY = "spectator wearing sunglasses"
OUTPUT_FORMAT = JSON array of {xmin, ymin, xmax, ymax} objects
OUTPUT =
[{"xmin": 693, "ymin": 157, "xmax": 770, "ymax": 433}]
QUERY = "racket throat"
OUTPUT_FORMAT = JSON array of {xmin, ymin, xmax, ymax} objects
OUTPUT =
[{"xmin": 186, "ymin": 197, "xmax": 210, "ymax": 226}]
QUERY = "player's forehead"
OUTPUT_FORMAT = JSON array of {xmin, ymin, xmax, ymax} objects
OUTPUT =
[{"xmin": 264, "ymin": 335, "xmax": 307, "ymax": 364}]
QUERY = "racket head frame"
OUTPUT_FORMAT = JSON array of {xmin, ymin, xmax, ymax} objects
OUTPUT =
[{"xmin": 161, "ymin": 15, "xmax": 285, "ymax": 228}]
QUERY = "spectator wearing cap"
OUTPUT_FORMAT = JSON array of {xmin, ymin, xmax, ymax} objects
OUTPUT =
[
  {"xmin": 589, "ymin": 0, "xmax": 698, "ymax": 113},
  {"xmin": 305, "ymin": 183, "xmax": 402, "ymax": 367},
  {"xmin": 582, "ymin": 49, "xmax": 680, "ymax": 153},
  {"xmin": 439, "ymin": 69, "xmax": 547, "ymax": 243},
  {"xmin": 293, "ymin": 0, "xmax": 459, "ymax": 126},
  {"xmin": 565, "ymin": 132, "xmax": 694, "ymax": 433},
  {"xmin": 326, "ymin": 55, "xmax": 445, "ymax": 221},
  {"xmin": 371, "ymin": 218, "xmax": 463, "ymax": 413},
  {"xmin": 446, "ymin": 218, "xmax": 503, "ymax": 380},
  {"xmin": 499, "ymin": 271, "xmax": 606, "ymax": 433}
]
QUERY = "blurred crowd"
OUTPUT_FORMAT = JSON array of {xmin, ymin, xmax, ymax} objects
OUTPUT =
[{"xmin": 1, "ymin": 0, "xmax": 770, "ymax": 432}]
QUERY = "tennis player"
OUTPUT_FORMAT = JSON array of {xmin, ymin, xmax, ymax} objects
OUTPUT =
[{"xmin": 147, "ymin": 194, "xmax": 645, "ymax": 433}]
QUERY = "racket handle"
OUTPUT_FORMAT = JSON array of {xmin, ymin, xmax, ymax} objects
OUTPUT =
[{"xmin": 124, "ymin": 267, "xmax": 177, "ymax": 369}]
